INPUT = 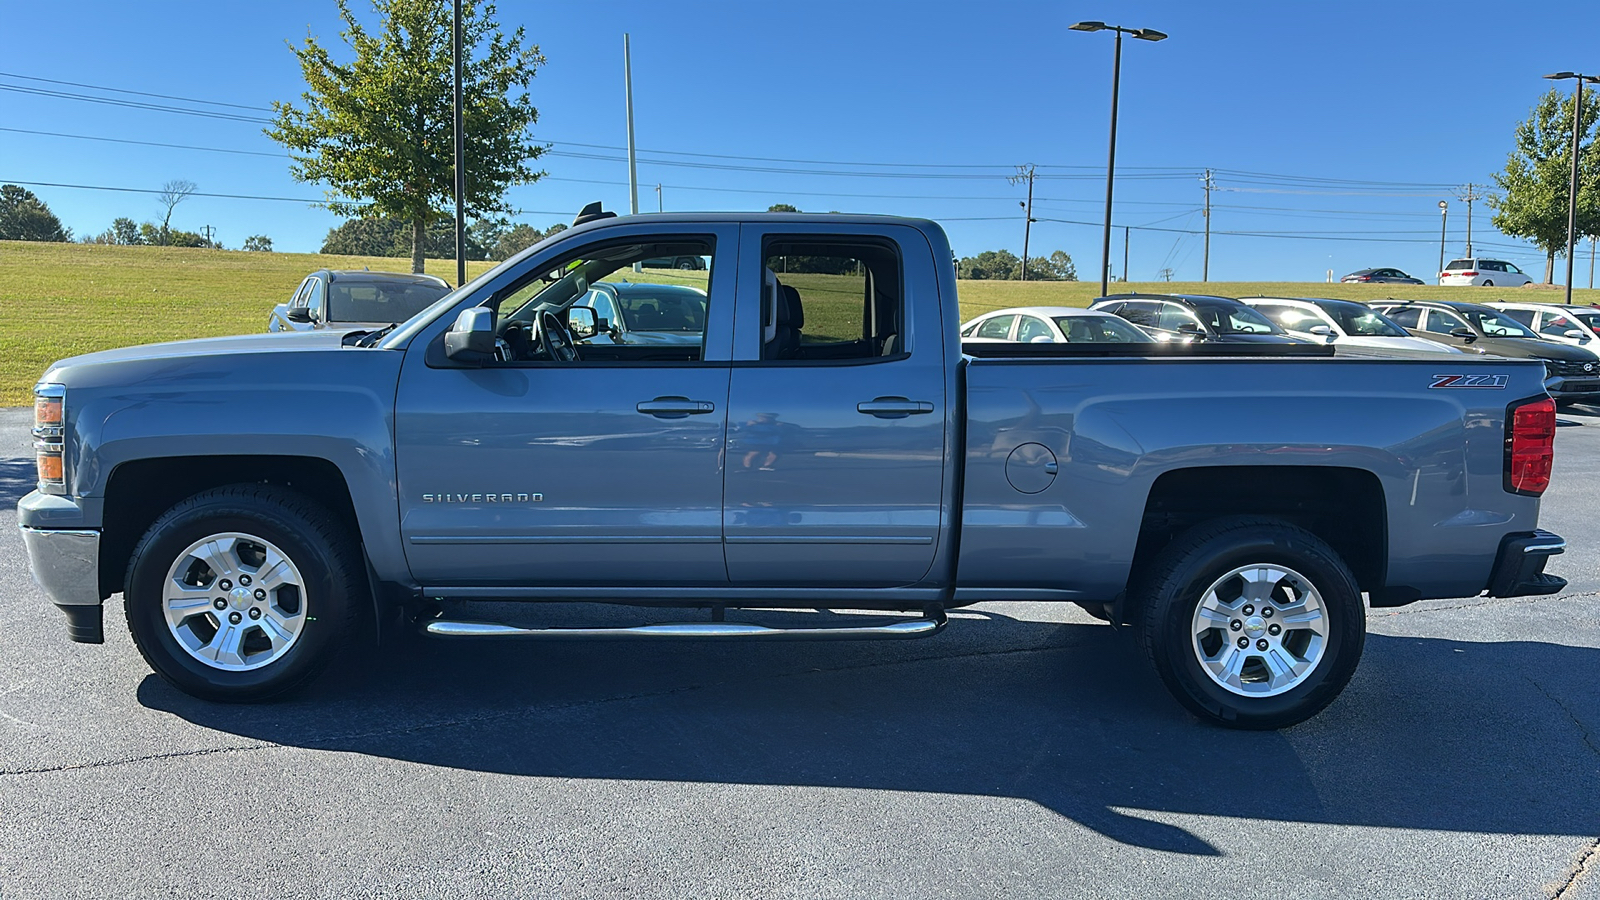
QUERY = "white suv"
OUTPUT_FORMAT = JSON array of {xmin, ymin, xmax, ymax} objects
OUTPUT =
[
  {"xmin": 1439, "ymin": 257, "xmax": 1532, "ymax": 287},
  {"xmin": 1488, "ymin": 302, "xmax": 1600, "ymax": 358}
]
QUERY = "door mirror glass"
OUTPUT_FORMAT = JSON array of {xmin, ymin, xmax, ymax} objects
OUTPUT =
[
  {"xmin": 444, "ymin": 307, "xmax": 496, "ymax": 363},
  {"xmin": 567, "ymin": 306, "xmax": 598, "ymax": 338}
]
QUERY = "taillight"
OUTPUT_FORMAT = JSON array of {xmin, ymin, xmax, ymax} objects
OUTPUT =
[
  {"xmin": 1460, "ymin": 271, "xmax": 1478, "ymax": 277},
  {"xmin": 1505, "ymin": 397, "xmax": 1556, "ymax": 495}
]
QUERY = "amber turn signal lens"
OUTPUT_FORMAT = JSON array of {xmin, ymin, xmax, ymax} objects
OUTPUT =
[
  {"xmin": 36, "ymin": 449, "xmax": 63, "ymax": 483},
  {"xmin": 35, "ymin": 395, "xmax": 62, "ymax": 428}
]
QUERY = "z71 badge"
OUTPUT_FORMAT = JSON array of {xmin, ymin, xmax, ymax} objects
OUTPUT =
[{"xmin": 1430, "ymin": 374, "xmax": 1509, "ymax": 389}]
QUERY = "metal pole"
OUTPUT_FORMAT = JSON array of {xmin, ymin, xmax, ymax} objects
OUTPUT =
[
  {"xmin": 1464, "ymin": 183, "xmax": 1474, "ymax": 258},
  {"xmin": 452, "ymin": 0, "xmax": 466, "ymax": 289},
  {"xmin": 1564, "ymin": 80, "xmax": 1585, "ymax": 306},
  {"xmin": 1591, "ymin": 235, "xmax": 1596, "ymax": 290},
  {"xmin": 1202, "ymin": 169, "xmax": 1212, "ymax": 282},
  {"xmin": 1123, "ymin": 226, "xmax": 1130, "ymax": 282},
  {"xmin": 656, "ymin": 183, "xmax": 662, "ymax": 212},
  {"xmin": 624, "ymin": 34, "xmax": 639, "ymax": 216},
  {"xmin": 1438, "ymin": 206, "xmax": 1448, "ymax": 275},
  {"xmin": 1099, "ymin": 29, "xmax": 1122, "ymax": 297},
  {"xmin": 1021, "ymin": 170, "xmax": 1034, "ymax": 281}
]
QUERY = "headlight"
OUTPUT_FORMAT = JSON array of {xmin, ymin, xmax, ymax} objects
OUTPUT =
[{"xmin": 33, "ymin": 384, "xmax": 66, "ymax": 493}]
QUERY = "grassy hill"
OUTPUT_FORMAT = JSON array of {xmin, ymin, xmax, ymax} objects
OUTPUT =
[{"xmin": 2, "ymin": 239, "xmax": 1597, "ymax": 405}]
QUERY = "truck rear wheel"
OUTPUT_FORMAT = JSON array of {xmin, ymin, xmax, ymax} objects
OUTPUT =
[
  {"xmin": 123, "ymin": 485, "xmax": 363, "ymax": 702},
  {"xmin": 1134, "ymin": 517, "xmax": 1364, "ymax": 729}
]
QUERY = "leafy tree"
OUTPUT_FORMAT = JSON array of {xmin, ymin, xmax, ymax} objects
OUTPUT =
[
  {"xmin": 154, "ymin": 179, "xmax": 196, "ymax": 246},
  {"xmin": 0, "ymin": 184, "xmax": 71, "ymax": 242},
  {"xmin": 490, "ymin": 221, "xmax": 564, "ymax": 260},
  {"xmin": 958, "ymin": 249, "xmax": 1021, "ymax": 280},
  {"xmin": 321, "ymin": 215, "xmax": 491, "ymax": 259},
  {"xmin": 1040, "ymin": 250, "xmax": 1077, "ymax": 281},
  {"xmin": 112, "ymin": 217, "xmax": 142, "ymax": 245},
  {"xmin": 268, "ymin": 0, "xmax": 547, "ymax": 273},
  {"xmin": 767, "ymin": 203, "xmax": 800, "ymax": 213},
  {"xmin": 243, "ymin": 235, "xmax": 274, "ymax": 252},
  {"xmin": 1490, "ymin": 88, "xmax": 1600, "ymax": 282}
]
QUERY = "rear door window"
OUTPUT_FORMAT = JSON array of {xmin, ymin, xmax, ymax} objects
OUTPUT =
[
  {"xmin": 1016, "ymin": 315, "xmax": 1053, "ymax": 342},
  {"xmin": 1500, "ymin": 308, "xmax": 1535, "ymax": 327},
  {"xmin": 1385, "ymin": 307, "xmax": 1422, "ymax": 328},
  {"xmin": 1157, "ymin": 303, "xmax": 1202, "ymax": 332},
  {"xmin": 1118, "ymin": 301, "xmax": 1161, "ymax": 329}
]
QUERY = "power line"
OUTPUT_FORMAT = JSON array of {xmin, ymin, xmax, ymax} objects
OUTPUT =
[
  {"xmin": 0, "ymin": 71, "xmax": 273, "ymax": 111},
  {"xmin": 0, "ymin": 85, "xmax": 273, "ymax": 124},
  {"xmin": 0, "ymin": 127, "xmax": 286, "ymax": 158}
]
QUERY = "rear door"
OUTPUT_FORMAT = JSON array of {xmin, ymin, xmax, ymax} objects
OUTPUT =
[{"xmin": 722, "ymin": 224, "xmax": 947, "ymax": 585}]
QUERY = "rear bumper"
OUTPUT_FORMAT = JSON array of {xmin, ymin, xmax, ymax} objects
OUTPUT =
[
  {"xmin": 1485, "ymin": 529, "xmax": 1567, "ymax": 598},
  {"xmin": 19, "ymin": 524, "xmax": 105, "ymax": 643},
  {"xmin": 1545, "ymin": 377, "xmax": 1600, "ymax": 400}
]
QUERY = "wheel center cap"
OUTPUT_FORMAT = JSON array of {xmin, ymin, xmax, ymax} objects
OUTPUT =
[
  {"xmin": 229, "ymin": 587, "xmax": 253, "ymax": 611},
  {"xmin": 1244, "ymin": 616, "xmax": 1267, "ymax": 638}
]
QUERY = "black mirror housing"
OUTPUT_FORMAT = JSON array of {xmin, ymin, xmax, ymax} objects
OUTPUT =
[{"xmin": 285, "ymin": 307, "xmax": 314, "ymax": 323}]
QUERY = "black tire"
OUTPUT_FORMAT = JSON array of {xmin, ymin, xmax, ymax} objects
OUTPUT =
[
  {"xmin": 676, "ymin": 259, "xmax": 697, "ymax": 270},
  {"xmin": 124, "ymin": 485, "xmax": 364, "ymax": 702},
  {"xmin": 1482, "ymin": 280, "xmax": 1494, "ymax": 287},
  {"xmin": 1134, "ymin": 517, "xmax": 1364, "ymax": 729}
]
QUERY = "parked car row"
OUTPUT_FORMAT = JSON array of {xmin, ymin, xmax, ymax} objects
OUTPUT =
[
  {"xmin": 1339, "ymin": 260, "xmax": 1535, "ymax": 287},
  {"xmin": 962, "ymin": 293, "xmax": 1600, "ymax": 405}
]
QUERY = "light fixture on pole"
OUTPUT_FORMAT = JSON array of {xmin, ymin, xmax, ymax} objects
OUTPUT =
[
  {"xmin": 1069, "ymin": 20, "xmax": 1167, "ymax": 298},
  {"xmin": 1437, "ymin": 200, "xmax": 1449, "ymax": 276},
  {"xmin": 1544, "ymin": 71, "xmax": 1599, "ymax": 305}
]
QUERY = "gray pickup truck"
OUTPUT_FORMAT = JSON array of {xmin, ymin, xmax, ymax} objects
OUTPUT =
[{"xmin": 19, "ymin": 208, "xmax": 1568, "ymax": 729}]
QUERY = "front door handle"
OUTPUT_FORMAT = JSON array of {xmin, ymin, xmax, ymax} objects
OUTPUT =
[
  {"xmin": 857, "ymin": 397, "xmax": 935, "ymax": 419},
  {"xmin": 637, "ymin": 396, "xmax": 716, "ymax": 418}
]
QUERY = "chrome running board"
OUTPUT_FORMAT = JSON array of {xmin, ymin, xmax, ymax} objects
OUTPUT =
[{"xmin": 424, "ymin": 613, "xmax": 946, "ymax": 641}]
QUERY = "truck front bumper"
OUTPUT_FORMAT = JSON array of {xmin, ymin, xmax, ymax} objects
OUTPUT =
[
  {"xmin": 1486, "ymin": 529, "xmax": 1567, "ymax": 598},
  {"xmin": 19, "ymin": 525, "xmax": 104, "ymax": 643}
]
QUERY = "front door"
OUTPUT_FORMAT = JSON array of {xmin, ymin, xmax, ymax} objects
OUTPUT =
[
  {"xmin": 722, "ymin": 224, "xmax": 948, "ymax": 586},
  {"xmin": 394, "ymin": 224, "xmax": 736, "ymax": 587}
]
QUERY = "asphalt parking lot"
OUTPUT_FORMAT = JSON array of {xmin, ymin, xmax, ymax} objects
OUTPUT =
[{"xmin": 1, "ymin": 405, "xmax": 1597, "ymax": 900}]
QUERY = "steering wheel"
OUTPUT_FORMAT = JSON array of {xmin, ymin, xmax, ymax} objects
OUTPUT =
[
  {"xmin": 495, "ymin": 320, "xmax": 530, "ymax": 362},
  {"xmin": 537, "ymin": 310, "xmax": 580, "ymax": 363}
]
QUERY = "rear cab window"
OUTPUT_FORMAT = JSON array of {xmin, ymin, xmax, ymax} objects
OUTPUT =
[{"xmin": 760, "ymin": 238, "xmax": 904, "ymax": 361}]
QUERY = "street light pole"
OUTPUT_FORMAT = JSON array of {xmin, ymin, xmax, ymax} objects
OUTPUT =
[
  {"xmin": 1438, "ymin": 200, "xmax": 1448, "ymax": 276},
  {"xmin": 1544, "ymin": 72, "xmax": 1598, "ymax": 305},
  {"xmin": 1070, "ymin": 20, "xmax": 1167, "ymax": 297},
  {"xmin": 452, "ymin": 0, "xmax": 466, "ymax": 288}
]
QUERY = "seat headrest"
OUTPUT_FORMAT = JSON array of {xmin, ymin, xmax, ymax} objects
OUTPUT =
[{"xmin": 778, "ymin": 284, "xmax": 804, "ymax": 329}]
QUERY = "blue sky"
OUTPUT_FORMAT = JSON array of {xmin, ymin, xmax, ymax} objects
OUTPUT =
[{"xmin": 2, "ymin": 0, "xmax": 1598, "ymax": 282}]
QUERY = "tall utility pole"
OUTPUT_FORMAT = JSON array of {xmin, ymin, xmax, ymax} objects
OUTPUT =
[
  {"xmin": 1010, "ymin": 165, "xmax": 1037, "ymax": 281},
  {"xmin": 655, "ymin": 183, "xmax": 662, "ymax": 212},
  {"xmin": 1437, "ymin": 200, "xmax": 1449, "ymax": 275},
  {"xmin": 1202, "ymin": 169, "xmax": 1214, "ymax": 282},
  {"xmin": 1591, "ymin": 235, "xmax": 1596, "ymax": 290},
  {"xmin": 1069, "ymin": 20, "xmax": 1168, "ymax": 297},
  {"xmin": 1123, "ymin": 226, "xmax": 1130, "ymax": 282},
  {"xmin": 623, "ymin": 34, "xmax": 639, "ymax": 216},
  {"xmin": 451, "ymin": 0, "xmax": 466, "ymax": 288},
  {"xmin": 1456, "ymin": 182, "xmax": 1481, "ymax": 258},
  {"xmin": 1543, "ymin": 72, "xmax": 1599, "ymax": 304}
]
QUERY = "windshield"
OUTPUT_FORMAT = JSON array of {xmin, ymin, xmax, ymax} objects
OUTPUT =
[
  {"xmin": 615, "ymin": 287, "xmax": 707, "ymax": 333},
  {"xmin": 1459, "ymin": 308, "xmax": 1538, "ymax": 338},
  {"xmin": 1191, "ymin": 302, "xmax": 1281, "ymax": 335},
  {"xmin": 1051, "ymin": 315, "xmax": 1155, "ymax": 343},
  {"xmin": 1322, "ymin": 304, "xmax": 1407, "ymax": 337},
  {"xmin": 327, "ymin": 280, "xmax": 452, "ymax": 324}
]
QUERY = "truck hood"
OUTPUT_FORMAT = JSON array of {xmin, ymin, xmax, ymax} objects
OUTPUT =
[{"xmin": 49, "ymin": 329, "xmax": 361, "ymax": 371}]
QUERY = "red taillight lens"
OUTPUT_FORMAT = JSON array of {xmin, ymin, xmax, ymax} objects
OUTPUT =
[
  {"xmin": 1461, "ymin": 271, "xmax": 1478, "ymax": 277},
  {"xmin": 1506, "ymin": 397, "xmax": 1556, "ymax": 495}
]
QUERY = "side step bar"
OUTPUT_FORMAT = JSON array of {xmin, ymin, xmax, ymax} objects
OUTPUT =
[{"xmin": 424, "ymin": 612, "xmax": 947, "ymax": 641}]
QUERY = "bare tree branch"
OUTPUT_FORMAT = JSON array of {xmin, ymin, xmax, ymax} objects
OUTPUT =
[{"xmin": 155, "ymin": 179, "xmax": 197, "ymax": 245}]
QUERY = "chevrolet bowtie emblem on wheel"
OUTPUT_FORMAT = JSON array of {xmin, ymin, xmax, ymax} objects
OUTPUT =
[
  {"xmin": 1429, "ymin": 374, "xmax": 1509, "ymax": 389},
  {"xmin": 421, "ymin": 493, "xmax": 544, "ymax": 504}
]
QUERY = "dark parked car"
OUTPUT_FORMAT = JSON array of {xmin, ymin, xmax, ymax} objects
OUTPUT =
[
  {"xmin": 268, "ymin": 270, "xmax": 453, "ymax": 333},
  {"xmin": 1341, "ymin": 267, "xmax": 1424, "ymax": 285},
  {"xmin": 641, "ymin": 254, "xmax": 706, "ymax": 270},
  {"xmin": 1369, "ymin": 299, "xmax": 1600, "ymax": 403},
  {"xmin": 568, "ymin": 282, "xmax": 709, "ymax": 347},
  {"xmin": 1090, "ymin": 293, "xmax": 1306, "ymax": 344}
]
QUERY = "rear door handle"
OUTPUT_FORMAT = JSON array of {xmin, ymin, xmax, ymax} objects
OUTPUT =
[
  {"xmin": 857, "ymin": 397, "xmax": 935, "ymax": 419},
  {"xmin": 637, "ymin": 396, "xmax": 716, "ymax": 418}
]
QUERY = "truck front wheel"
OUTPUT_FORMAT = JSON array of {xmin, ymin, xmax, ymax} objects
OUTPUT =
[
  {"xmin": 123, "ymin": 485, "xmax": 363, "ymax": 702},
  {"xmin": 1135, "ymin": 517, "xmax": 1365, "ymax": 729}
]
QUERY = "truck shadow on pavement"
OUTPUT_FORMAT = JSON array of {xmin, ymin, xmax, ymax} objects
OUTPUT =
[
  {"xmin": 0, "ymin": 459, "xmax": 36, "ymax": 506},
  {"xmin": 139, "ymin": 609, "xmax": 1600, "ymax": 857}
]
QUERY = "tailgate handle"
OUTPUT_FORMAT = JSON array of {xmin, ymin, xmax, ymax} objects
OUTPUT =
[
  {"xmin": 637, "ymin": 397, "xmax": 715, "ymax": 418},
  {"xmin": 857, "ymin": 397, "xmax": 934, "ymax": 419}
]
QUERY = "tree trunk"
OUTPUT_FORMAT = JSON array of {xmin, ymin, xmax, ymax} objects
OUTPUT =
[
  {"xmin": 1546, "ymin": 251, "xmax": 1556, "ymax": 284},
  {"xmin": 411, "ymin": 217, "xmax": 426, "ymax": 275}
]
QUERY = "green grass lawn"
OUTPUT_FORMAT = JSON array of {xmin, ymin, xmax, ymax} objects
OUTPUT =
[{"xmin": 3, "ymin": 239, "xmax": 1597, "ymax": 406}]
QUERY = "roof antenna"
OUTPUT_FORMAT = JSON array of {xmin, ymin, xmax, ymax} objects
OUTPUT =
[{"xmin": 573, "ymin": 202, "xmax": 616, "ymax": 227}]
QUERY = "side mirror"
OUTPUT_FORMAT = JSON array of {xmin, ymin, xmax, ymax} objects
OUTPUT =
[
  {"xmin": 1565, "ymin": 329, "xmax": 1586, "ymax": 340},
  {"xmin": 567, "ymin": 306, "xmax": 598, "ymax": 338},
  {"xmin": 1029, "ymin": 334, "xmax": 1055, "ymax": 343},
  {"xmin": 444, "ymin": 307, "xmax": 496, "ymax": 363},
  {"xmin": 1177, "ymin": 321, "xmax": 1204, "ymax": 335},
  {"xmin": 285, "ymin": 307, "xmax": 314, "ymax": 323},
  {"xmin": 1307, "ymin": 324, "xmax": 1333, "ymax": 336},
  {"xmin": 1449, "ymin": 327, "xmax": 1478, "ymax": 343}
]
